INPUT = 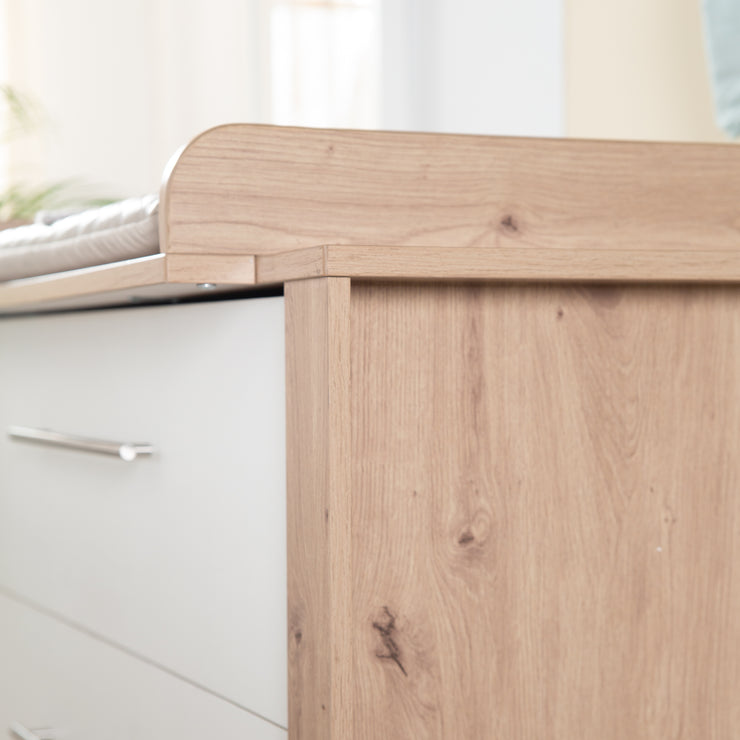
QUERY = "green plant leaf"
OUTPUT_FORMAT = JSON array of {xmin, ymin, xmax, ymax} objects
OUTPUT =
[
  {"xmin": 0, "ymin": 85, "xmax": 113, "ymax": 222},
  {"xmin": 0, "ymin": 84, "xmax": 43, "ymax": 142}
]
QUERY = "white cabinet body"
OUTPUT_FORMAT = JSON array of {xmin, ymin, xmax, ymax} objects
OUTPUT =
[{"xmin": 0, "ymin": 297, "xmax": 288, "ymax": 731}]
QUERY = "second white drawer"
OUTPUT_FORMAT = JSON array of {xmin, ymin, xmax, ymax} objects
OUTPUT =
[
  {"xmin": 0, "ymin": 592, "xmax": 287, "ymax": 740},
  {"xmin": 0, "ymin": 297, "xmax": 287, "ymax": 727}
]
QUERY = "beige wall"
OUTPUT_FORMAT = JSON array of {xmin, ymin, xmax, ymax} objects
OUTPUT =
[{"xmin": 566, "ymin": 0, "xmax": 729, "ymax": 142}]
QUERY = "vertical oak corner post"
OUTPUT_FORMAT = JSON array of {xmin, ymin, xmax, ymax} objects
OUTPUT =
[{"xmin": 286, "ymin": 277, "xmax": 352, "ymax": 739}]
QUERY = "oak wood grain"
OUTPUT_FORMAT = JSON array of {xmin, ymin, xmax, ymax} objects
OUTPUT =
[
  {"xmin": 257, "ymin": 246, "xmax": 326, "ymax": 285},
  {"xmin": 162, "ymin": 124, "xmax": 740, "ymax": 257},
  {"xmin": 349, "ymin": 281, "xmax": 740, "ymax": 738},
  {"xmin": 256, "ymin": 245, "xmax": 740, "ymax": 284},
  {"xmin": 164, "ymin": 253, "xmax": 255, "ymax": 284},
  {"xmin": 286, "ymin": 277, "xmax": 352, "ymax": 739},
  {"xmin": 0, "ymin": 255, "xmax": 168, "ymax": 310},
  {"xmin": 0, "ymin": 254, "xmax": 256, "ymax": 314}
]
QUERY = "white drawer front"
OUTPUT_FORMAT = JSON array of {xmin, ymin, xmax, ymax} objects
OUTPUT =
[
  {"xmin": 0, "ymin": 593, "xmax": 287, "ymax": 740},
  {"xmin": 0, "ymin": 298, "xmax": 286, "ymax": 726}
]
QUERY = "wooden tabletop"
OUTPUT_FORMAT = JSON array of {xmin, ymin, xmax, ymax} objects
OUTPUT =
[{"xmin": 2, "ymin": 124, "xmax": 740, "ymax": 313}]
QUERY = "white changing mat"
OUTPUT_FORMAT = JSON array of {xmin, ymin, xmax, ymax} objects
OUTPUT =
[{"xmin": 0, "ymin": 194, "xmax": 160, "ymax": 282}]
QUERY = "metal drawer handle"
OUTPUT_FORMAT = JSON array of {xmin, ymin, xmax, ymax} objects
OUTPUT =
[
  {"xmin": 9, "ymin": 722, "xmax": 65, "ymax": 740},
  {"xmin": 8, "ymin": 426, "xmax": 154, "ymax": 462}
]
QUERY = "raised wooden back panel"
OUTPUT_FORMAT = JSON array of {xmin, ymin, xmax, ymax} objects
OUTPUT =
[{"xmin": 161, "ymin": 124, "xmax": 740, "ymax": 259}]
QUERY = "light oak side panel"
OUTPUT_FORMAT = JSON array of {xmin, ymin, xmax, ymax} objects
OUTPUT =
[
  {"xmin": 286, "ymin": 278, "xmax": 352, "ymax": 739},
  {"xmin": 350, "ymin": 281, "xmax": 740, "ymax": 738},
  {"xmin": 162, "ymin": 124, "xmax": 740, "ymax": 257}
]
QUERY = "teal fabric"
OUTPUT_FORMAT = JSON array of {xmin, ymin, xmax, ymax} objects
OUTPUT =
[{"xmin": 703, "ymin": 0, "xmax": 740, "ymax": 137}]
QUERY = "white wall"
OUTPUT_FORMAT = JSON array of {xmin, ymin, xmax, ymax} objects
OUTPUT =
[
  {"xmin": 4, "ymin": 0, "xmax": 266, "ymax": 197},
  {"xmin": 382, "ymin": 0, "xmax": 564, "ymax": 137}
]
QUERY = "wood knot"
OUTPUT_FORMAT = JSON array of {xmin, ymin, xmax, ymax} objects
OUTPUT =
[
  {"xmin": 372, "ymin": 607, "xmax": 407, "ymax": 676},
  {"xmin": 458, "ymin": 529, "xmax": 475, "ymax": 546},
  {"xmin": 662, "ymin": 505, "xmax": 677, "ymax": 525},
  {"xmin": 500, "ymin": 214, "xmax": 519, "ymax": 233},
  {"xmin": 288, "ymin": 608, "xmax": 305, "ymax": 658},
  {"xmin": 456, "ymin": 510, "xmax": 492, "ymax": 549}
]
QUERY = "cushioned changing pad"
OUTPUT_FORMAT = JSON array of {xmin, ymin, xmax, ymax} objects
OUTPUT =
[{"xmin": 0, "ymin": 194, "xmax": 160, "ymax": 282}]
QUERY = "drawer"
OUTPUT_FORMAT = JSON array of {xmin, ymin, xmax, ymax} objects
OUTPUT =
[
  {"xmin": 0, "ymin": 298, "xmax": 286, "ymax": 726},
  {"xmin": 0, "ymin": 592, "xmax": 287, "ymax": 740}
]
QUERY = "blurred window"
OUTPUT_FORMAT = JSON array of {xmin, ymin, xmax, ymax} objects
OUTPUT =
[{"xmin": 267, "ymin": 0, "xmax": 380, "ymax": 128}]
